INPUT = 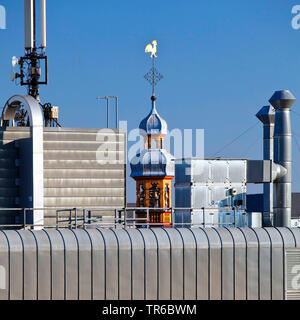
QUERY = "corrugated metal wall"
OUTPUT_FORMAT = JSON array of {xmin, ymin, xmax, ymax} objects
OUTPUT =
[
  {"xmin": 0, "ymin": 127, "xmax": 127, "ymax": 226},
  {"xmin": 43, "ymin": 128, "xmax": 126, "ymax": 225},
  {"xmin": 0, "ymin": 227, "xmax": 299, "ymax": 300}
]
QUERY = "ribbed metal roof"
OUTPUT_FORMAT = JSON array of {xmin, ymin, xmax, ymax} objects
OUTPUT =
[
  {"xmin": 0, "ymin": 227, "xmax": 299, "ymax": 300},
  {"xmin": 130, "ymin": 149, "xmax": 174, "ymax": 178}
]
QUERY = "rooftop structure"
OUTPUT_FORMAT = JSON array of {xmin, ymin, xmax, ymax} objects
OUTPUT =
[{"xmin": 130, "ymin": 41, "xmax": 174, "ymax": 226}]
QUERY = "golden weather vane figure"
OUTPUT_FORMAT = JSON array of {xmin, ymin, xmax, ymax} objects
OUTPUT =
[
  {"xmin": 144, "ymin": 40, "xmax": 163, "ymax": 97},
  {"xmin": 145, "ymin": 40, "xmax": 158, "ymax": 58}
]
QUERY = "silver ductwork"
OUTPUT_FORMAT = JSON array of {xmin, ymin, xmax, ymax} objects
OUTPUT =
[
  {"xmin": 256, "ymin": 105, "xmax": 275, "ymax": 226},
  {"xmin": 269, "ymin": 90, "xmax": 296, "ymax": 227}
]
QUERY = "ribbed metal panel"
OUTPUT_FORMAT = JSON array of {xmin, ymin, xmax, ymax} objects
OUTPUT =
[
  {"xmin": 236, "ymin": 228, "xmax": 259, "ymax": 300},
  {"xmin": 253, "ymin": 228, "xmax": 271, "ymax": 300},
  {"xmin": 0, "ymin": 227, "xmax": 298, "ymax": 300},
  {"xmin": 285, "ymin": 249, "xmax": 300, "ymax": 300},
  {"xmin": 43, "ymin": 128, "xmax": 126, "ymax": 225},
  {"xmin": 214, "ymin": 228, "xmax": 234, "ymax": 300},
  {"xmin": 44, "ymin": 169, "xmax": 124, "ymax": 179},
  {"xmin": 264, "ymin": 228, "xmax": 284, "ymax": 300},
  {"xmin": 44, "ymin": 197, "xmax": 124, "ymax": 207},
  {"xmin": 44, "ymin": 178, "xmax": 124, "ymax": 189},
  {"xmin": 175, "ymin": 159, "xmax": 247, "ymax": 227}
]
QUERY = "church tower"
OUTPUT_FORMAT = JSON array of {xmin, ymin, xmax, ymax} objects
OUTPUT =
[{"xmin": 130, "ymin": 41, "xmax": 174, "ymax": 226}]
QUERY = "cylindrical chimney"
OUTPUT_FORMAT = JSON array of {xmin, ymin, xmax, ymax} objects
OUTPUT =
[
  {"xmin": 256, "ymin": 105, "xmax": 275, "ymax": 226},
  {"xmin": 269, "ymin": 90, "xmax": 296, "ymax": 227}
]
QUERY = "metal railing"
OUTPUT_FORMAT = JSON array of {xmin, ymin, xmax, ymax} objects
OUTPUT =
[{"xmin": 0, "ymin": 206, "xmax": 248, "ymax": 230}]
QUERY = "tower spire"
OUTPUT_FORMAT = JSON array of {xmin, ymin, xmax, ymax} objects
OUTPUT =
[
  {"xmin": 144, "ymin": 40, "xmax": 163, "ymax": 99},
  {"xmin": 130, "ymin": 40, "xmax": 174, "ymax": 227}
]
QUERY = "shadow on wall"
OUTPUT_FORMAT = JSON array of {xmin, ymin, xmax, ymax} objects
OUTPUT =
[{"xmin": 0, "ymin": 132, "xmax": 34, "ymax": 226}]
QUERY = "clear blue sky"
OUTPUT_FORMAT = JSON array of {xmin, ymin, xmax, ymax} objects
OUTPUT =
[{"xmin": 1, "ymin": 0, "xmax": 300, "ymax": 202}]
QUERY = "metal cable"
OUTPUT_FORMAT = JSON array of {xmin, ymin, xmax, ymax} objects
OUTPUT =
[
  {"xmin": 291, "ymin": 133, "xmax": 300, "ymax": 181},
  {"xmin": 242, "ymin": 134, "xmax": 261, "ymax": 158},
  {"xmin": 211, "ymin": 122, "xmax": 260, "ymax": 158}
]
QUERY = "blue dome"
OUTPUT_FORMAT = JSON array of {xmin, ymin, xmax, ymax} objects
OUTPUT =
[
  {"xmin": 139, "ymin": 100, "xmax": 168, "ymax": 136},
  {"xmin": 130, "ymin": 149, "xmax": 174, "ymax": 178}
]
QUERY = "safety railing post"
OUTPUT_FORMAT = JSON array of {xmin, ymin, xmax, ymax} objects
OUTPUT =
[
  {"xmin": 233, "ymin": 207, "xmax": 236, "ymax": 227},
  {"xmin": 88, "ymin": 210, "xmax": 91, "ymax": 225},
  {"xmin": 124, "ymin": 208, "xmax": 127, "ymax": 228},
  {"xmin": 118, "ymin": 210, "xmax": 122, "ymax": 226},
  {"xmin": 69, "ymin": 210, "xmax": 72, "ymax": 229},
  {"xmin": 74, "ymin": 208, "xmax": 77, "ymax": 230},
  {"xmin": 147, "ymin": 208, "xmax": 149, "ymax": 229},
  {"xmin": 23, "ymin": 208, "xmax": 26, "ymax": 229},
  {"xmin": 83, "ymin": 209, "xmax": 86, "ymax": 229}
]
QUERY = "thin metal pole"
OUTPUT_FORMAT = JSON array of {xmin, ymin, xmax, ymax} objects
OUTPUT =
[
  {"xmin": 83, "ymin": 209, "xmax": 86, "ymax": 229},
  {"xmin": 88, "ymin": 210, "xmax": 91, "ymax": 225},
  {"xmin": 124, "ymin": 208, "xmax": 127, "ymax": 228},
  {"xmin": 118, "ymin": 210, "xmax": 122, "ymax": 225},
  {"xmin": 23, "ymin": 209, "xmax": 26, "ymax": 229},
  {"xmin": 56, "ymin": 210, "xmax": 58, "ymax": 230},
  {"xmin": 106, "ymin": 98, "xmax": 109, "ymax": 128},
  {"xmin": 233, "ymin": 207, "xmax": 236, "ymax": 227},
  {"xmin": 147, "ymin": 208, "xmax": 149, "ymax": 229},
  {"xmin": 69, "ymin": 210, "xmax": 72, "ymax": 229},
  {"xmin": 202, "ymin": 207, "xmax": 205, "ymax": 228},
  {"xmin": 115, "ymin": 97, "xmax": 118, "ymax": 129},
  {"xmin": 75, "ymin": 208, "xmax": 77, "ymax": 230}
]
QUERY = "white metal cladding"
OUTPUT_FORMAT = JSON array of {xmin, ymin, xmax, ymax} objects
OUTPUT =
[
  {"xmin": 285, "ymin": 249, "xmax": 300, "ymax": 300},
  {"xmin": 43, "ymin": 128, "xmax": 126, "ymax": 225},
  {"xmin": 175, "ymin": 159, "xmax": 247, "ymax": 184},
  {"xmin": 0, "ymin": 227, "xmax": 298, "ymax": 300},
  {"xmin": 1, "ymin": 95, "xmax": 44, "ymax": 227},
  {"xmin": 175, "ymin": 159, "xmax": 247, "ymax": 227},
  {"xmin": 0, "ymin": 126, "xmax": 127, "ymax": 226}
]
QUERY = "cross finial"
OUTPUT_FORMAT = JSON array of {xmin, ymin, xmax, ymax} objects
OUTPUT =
[{"xmin": 144, "ymin": 40, "xmax": 163, "ymax": 96}]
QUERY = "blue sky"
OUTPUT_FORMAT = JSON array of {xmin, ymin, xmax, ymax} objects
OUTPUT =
[{"xmin": 0, "ymin": 0, "xmax": 300, "ymax": 202}]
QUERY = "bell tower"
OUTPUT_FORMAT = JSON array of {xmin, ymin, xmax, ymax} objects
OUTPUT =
[{"xmin": 130, "ymin": 41, "xmax": 174, "ymax": 226}]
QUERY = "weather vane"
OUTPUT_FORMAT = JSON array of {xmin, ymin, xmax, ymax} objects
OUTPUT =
[{"xmin": 144, "ymin": 40, "xmax": 163, "ymax": 97}]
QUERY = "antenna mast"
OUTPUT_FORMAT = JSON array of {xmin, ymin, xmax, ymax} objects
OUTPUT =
[
  {"xmin": 16, "ymin": 0, "xmax": 48, "ymax": 102},
  {"xmin": 10, "ymin": 1, "xmax": 60, "ymax": 127}
]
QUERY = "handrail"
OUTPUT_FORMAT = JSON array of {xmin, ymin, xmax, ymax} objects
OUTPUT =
[{"xmin": 0, "ymin": 206, "xmax": 249, "ymax": 230}]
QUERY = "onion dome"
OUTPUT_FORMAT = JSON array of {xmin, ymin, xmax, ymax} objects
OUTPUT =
[
  {"xmin": 139, "ymin": 96, "xmax": 168, "ymax": 136},
  {"xmin": 130, "ymin": 149, "xmax": 175, "ymax": 178}
]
